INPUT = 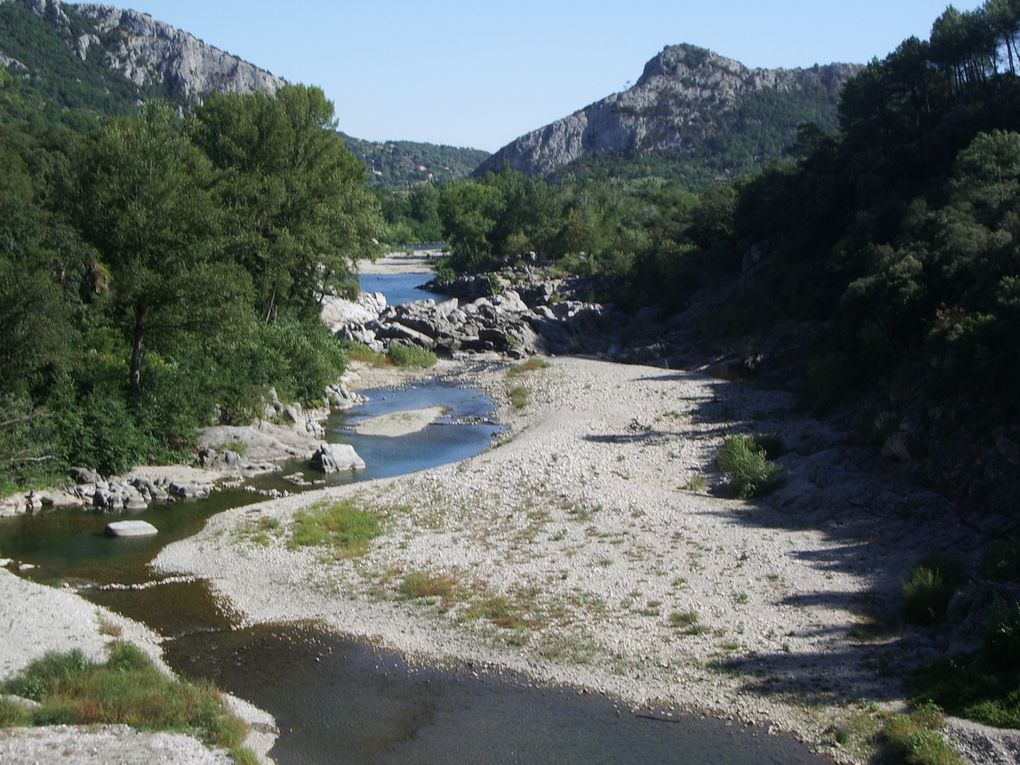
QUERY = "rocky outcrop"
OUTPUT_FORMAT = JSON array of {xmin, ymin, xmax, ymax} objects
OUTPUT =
[
  {"xmin": 333, "ymin": 269, "xmax": 621, "ymax": 360},
  {"xmin": 476, "ymin": 44, "xmax": 859, "ymax": 177},
  {"xmin": 8, "ymin": 0, "xmax": 283, "ymax": 104},
  {"xmin": 104, "ymin": 520, "xmax": 157, "ymax": 537},
  {"xmin": 309, "ymin": 443, "xmax": 366, "ymax": 473}
]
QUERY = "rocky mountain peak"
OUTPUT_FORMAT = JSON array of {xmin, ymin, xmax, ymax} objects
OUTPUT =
[{"xmin": 475, "ymin": 44, "xmax": 860, "ymax": 179}]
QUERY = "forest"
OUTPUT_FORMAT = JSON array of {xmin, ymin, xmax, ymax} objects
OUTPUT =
[{"xmin": 0, "ymin": 83, "xmax": 382, "ymax": 488}]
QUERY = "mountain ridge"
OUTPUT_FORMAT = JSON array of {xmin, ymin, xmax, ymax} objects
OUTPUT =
[{"xmin": 475, "ymin": 43, "xmax": 860, "ymax": 180}]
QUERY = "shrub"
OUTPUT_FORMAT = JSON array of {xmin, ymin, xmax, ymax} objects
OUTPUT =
[
  {"xmin": 386, "ymin": 343, "xmax": 438, "ymax": 369},
  {"xmin": 0, "ymin": 643, "xmax": 256, "ymax": 763},
  {"xmin": 715, "ymin": 435, "xmax": 780, "ymax": 498},
  {"xmin": 509, "ymin": 385, "xmax": 529, "ymax": 409},
  {"xmin": 984, "ymin": 538, "xmax": 1020, "ymax": 582},
  {"xmin": 506, "ymin": 358, "xmax": 550, "ymax": 377},
  {"xmin": 881, "ymin": 705, "xmax": 961, "ymax": 765},
  {"xmin": 902, "ymin": 555, "xmax": 963, "ymax": 627},
  {"xmin": 289, "ymin": 500, "xmax": 381, "ymax": 557},
  {"xmin": 343, "ymin": 341, "xmax": 388, "ymax": 367}
]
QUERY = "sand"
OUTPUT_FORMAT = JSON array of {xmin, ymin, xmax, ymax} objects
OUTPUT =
[{"xmin": 353, "ymin": 406, "xmax": 447, "ymax": 437}]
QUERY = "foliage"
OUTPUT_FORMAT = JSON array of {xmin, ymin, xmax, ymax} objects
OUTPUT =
[
  {"xmin": 506, "ymin": 358, "xmax": 550, "ymax": 377},
  {"xmin": 0, "ymin": 84, "xmax": 379, "ymax": 488},
  {"xmin": 508, "ymin": 385, "xmax": 529, "ymax": 410},
  {"xmin": 0, "ymin": 643, "xmax": 256, "ymax": 764},
  {"xmin": 715, "ymin": 435, "xmax": 780, "ymax": 498},
  {"xmin": 342, "ymin": 134, "xmax": 489, "ymax": 187},
  {"xmin": 399, "ymin": 571, "xmax": 459, "ymax": 600},
  {"xmin": 288, "ymin": 499, "xmax": 382, "ymax": 557},
  {"xmin": 385, "ymin": 343, "xmax": 438, "ymax": 368},
  {"xmin": 881, "ymin": 704, "xmax": 962, "ymax": 765},
  {"xmin": 902, "ymin": 555, "xmax": 964, "ymax": 627}
]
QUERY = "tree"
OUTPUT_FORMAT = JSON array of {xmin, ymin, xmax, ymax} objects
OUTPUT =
[
  {"xmin": 73, "ymin": 103, "xmax": 250, "ymax": 399},
  {"xmin": 189, "ymin": 85, "xmax": 383, "ymax": 321}
]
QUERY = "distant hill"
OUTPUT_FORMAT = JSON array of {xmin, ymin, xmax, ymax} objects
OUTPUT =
[
  {"xmin": 476, "ymin": 44, "xmax": 859, "ymax": 186},
  {"xmin": 0, "ymin": 0, "xmax": 486, "ymax": 184},
  {"xmin": 341, "ymin": 134, "xmax": 489, "ymax": 186}
]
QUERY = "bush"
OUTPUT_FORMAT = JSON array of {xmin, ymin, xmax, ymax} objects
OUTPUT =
[
  {"xmin": 902, "ymin": 555, "xmax": 964, "ymax": 627},
  {"xmin": 715, "ymin": 435, "xmax": 780, "ymax": 498},
  {"xmin": 386, "ymin": 343, "xmax": 438, "ymax": 369},
  {"xmin": 509, "ymin": 385, "xmax": 529, "ymax": 409},
  {"xmin": 984, "ymin": 538, "xmax": 1020, "ymax": 582},
  {"xmin": 881, "ymin": 704, "xmax": 961, "ymax": 765}
]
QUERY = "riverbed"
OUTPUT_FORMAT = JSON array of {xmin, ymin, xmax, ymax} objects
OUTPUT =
[{"xmin": 0, "ymin": 273, "xmax": 839, "ymax": 763}]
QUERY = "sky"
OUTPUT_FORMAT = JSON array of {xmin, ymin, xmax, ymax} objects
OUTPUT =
[{"xmin": 67, "ymin": 1, "xmax": 983, "ymax": 152}]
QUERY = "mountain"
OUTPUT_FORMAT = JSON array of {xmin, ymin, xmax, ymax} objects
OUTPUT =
[
  {"xmin": 0, "ymin": 0, "xmax": 282, "ymax": 122},
  {"xmin": 0, "ymin": 0, "xmax": 487, "ymax": 184},
  {"xmin": 476, "ymin": 44, "xmax": 859, "ymax": 183},
  {"xmin": 342, "ymin": 134, "xmax": 489, "ymax": 186}
]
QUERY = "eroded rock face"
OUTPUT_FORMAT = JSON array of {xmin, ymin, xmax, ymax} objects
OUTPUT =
[
  {"xmin": 12, "ymin": 0, "xmax": 284, "ymax": 102},
  {"xmin": 475, "ymin": 44, "xmax": 859, "ymax": 177}
]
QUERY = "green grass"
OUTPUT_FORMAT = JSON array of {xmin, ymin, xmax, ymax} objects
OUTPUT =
[
  {"xmin": 881, "ymin": 704, "xmax": 962, "ymax": 765},
  {"xmin": 715, "ymin": 435, "xmax": 780, "ymax": 498},
  {"xmin": 0, "ymin": 643, "xmax": 256, "ymax": 764},
  {"xmin": 902, "ymin": 555, "xmax": 963, "ymax": 627},
  {"xmin": 506, "ymin": 358, "xmax": 550, "ymax": 377},
  {"xmin": 344, "ymin": 341, "xmax": 390, "ymax": 367},
  {"xmin": 288, "ymin": 499, "xmax": 382, "ymax": 557},
  {"xmin": 463, "ymin": 595, "xmax": 529, "ymax": 630},
  {"xmin": 399, "ymin": 571, "xmax": 459, "ymax": 601},
  {"xmin": 509, "ymin": 385, "xmax": 529, "ymax": 410},
  {"xmin": 386, "ymin": 343, "xmax": 438, "ymax": 368},
  {"xmin": 668, "ymin": 610, "xmax": 708, "ymax": 635}
]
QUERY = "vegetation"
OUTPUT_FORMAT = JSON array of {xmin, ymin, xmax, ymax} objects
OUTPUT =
[
  {"xmin": 289, "ymin": 499, "xmax": 382, "ymax": 557},
  {"xmin": 342, "ymin": 134, "xmax": 489, "ymax": 187},
  {"xmin": 715, "ymin": 435, "xmax": 781, "ymax": 499},
  {"xmin": 506, "ymin": 358, "xmax": 550, "ymax": 377},
  {"xmin": 0, "ymin": 83, "xmax": 381, "ymax": 489},
  {"xmin": 881, "ymin": 703, "xmax": 962, "ymax": 765},
  {"xmin": 902, "ymin": 555, "xmax": 964, "ymax": 627},
  {"xmin": 385, "ymin": 343, "xmax": 438, "ymax": 368},
  {"xmin": 0, "ymin": 643, "xmax": 256, "ymax": 764},
  {"xmin": 508, "ymin": 385, "xmax": 529, "ymax": 410},
  {"xmin": 398, "ymin": 571, "xmax": 459, "ymax": 601}
]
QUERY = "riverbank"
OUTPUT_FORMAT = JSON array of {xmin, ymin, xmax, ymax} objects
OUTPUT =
[
  {"xmin": 0, "ymin": 567, "xmax": 278, "ymax": 763},
  {"xmin": 151, "ymin": 355, "xmax": 993, "ymax": 763}
]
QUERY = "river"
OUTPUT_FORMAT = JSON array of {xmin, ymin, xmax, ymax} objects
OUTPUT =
[{"xmin": 0, "ymin": 274, "xmax": 829, "ymax": 764}]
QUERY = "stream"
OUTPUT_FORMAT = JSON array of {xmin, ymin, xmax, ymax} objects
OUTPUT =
[{"xmin": 0, "ymin": 274, "xmax": 830, "ymax": 764}]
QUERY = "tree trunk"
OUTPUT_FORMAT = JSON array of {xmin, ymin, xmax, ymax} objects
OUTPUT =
[{"xmin": 130, "ymin": 307, "xmax": 146, "ymax": 399}]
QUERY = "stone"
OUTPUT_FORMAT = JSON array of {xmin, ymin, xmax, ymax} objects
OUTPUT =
[
  {"xmin": 309, "ymin": 443, "xmax": 366, "ymax": 473},
  {"xmin": 69, "ymin": 466, "xmax": 101, "ymax": 484},
  {"xmin": 104, "ymin": 520, "xmax": 158, "ymax": 537}
]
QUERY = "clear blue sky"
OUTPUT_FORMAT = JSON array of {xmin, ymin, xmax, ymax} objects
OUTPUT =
[{"xmin": 67, "ymin": 0, "xmax": 982, "ymax": 151}]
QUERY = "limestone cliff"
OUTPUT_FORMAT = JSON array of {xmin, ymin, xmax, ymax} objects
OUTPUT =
[
  {"xmin": 6, "ymin": 0, "xmax": 283, "ymax": 103},
  {"xmin": 476, "ymin": 44, "xmax": 859, "ymax": 178}
]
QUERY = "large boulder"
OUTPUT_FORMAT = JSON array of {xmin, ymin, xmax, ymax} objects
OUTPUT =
[
  {"xmin": 104, "ymin": 520, "xmax": 158, "ymax": 537},
  {"xmin": 309, "ymin": 443, "xmax": 366, "ymax": 473}
]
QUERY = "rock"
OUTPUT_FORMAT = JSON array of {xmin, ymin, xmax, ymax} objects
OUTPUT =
[
  {"xmin": 69, "ymin": 466, "xmax": 101, "ymax": 484},
  {"xmin": 104, "ymin": 520, "xmax": 158, "ymax": 537},
  {"xmin": 168, "ymin": 481, "xmax": 210, "ymax": 500},
  {"xmin": 309, "ymin": 443, "xmax": 366, "ymax": 473}
]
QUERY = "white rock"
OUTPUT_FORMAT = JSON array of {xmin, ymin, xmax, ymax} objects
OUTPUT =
[{"xmin": 104, "ymin": 521, "xmax": 158, "ymax": 538}]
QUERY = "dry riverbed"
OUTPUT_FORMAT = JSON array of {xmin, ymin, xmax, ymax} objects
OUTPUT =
[{"xmin": 150, "ymin": 355, "xmax": 1001, "ymax": 763}]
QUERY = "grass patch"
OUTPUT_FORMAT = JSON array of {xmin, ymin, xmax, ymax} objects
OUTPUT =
[
  {"xmin": 344, "ymin": 341, "xmax": 390, "ymax": 367},
  {"xmin": 463, "ymin": 595, "xmax": 530, "ymax": 630},
  {"xmin": 509, "ymin": 385, "xmax": 529, "ymax": 410},
  {"xmin": 902, "ymin": 555, "xmax": 963, "ymax": 627},
  {"xmin": 238, "ymin": 516, "xmax": 282, "ymax": 548},
  {"xmin": 288, "ymin": 499, "xmax": 381, "ymax": 557},
  {"xmin": 668, "ymin": 610, "xmax": 708, "ymax": 635},
  {"xmin": 399, "ymin": 571, "xmax": 459, "ymax": 601},
  {"xmin": 506, "ymin": 358, "xmax": 550, "ymax": 377},
  {"xmin": 386, "ymin": 343, "xmax": 438, "ymax": 368},
  {"xmin": 684, "ymin": 475, "xmax": 707, "ymax": 492},
  {"xmin": 715, "ymin": 435, "xmax": 780, "ymax": 499},
  {"xmin": 0, "ymin": 643, "xmax": 256, "ymax": 764},
  {"xmin": 881, "ymin": 703, "xmax": 961, "ymax": 765}
]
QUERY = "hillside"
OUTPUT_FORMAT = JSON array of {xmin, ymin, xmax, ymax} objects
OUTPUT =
[
  {"xmin": 342, "ymin": 134, "xmax": 490, "ymax": 186},
  {"xmin": 0, "ymin": 0, "xmax": 282, "ymax": 126},
  {"xmin": 0, "ymin": 0, "xmax": 485, "ymax": 184},
  {"xmin": 476, "ymin": 44, "xmax": 858, "ymax": 184}
]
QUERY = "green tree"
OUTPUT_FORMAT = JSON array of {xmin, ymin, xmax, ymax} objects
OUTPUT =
[
  {"xmin": 189, "ymin": 85, "xmax": 383, "ymax": 321},
  {"xmin": 72, "ymin": 103, "xmax": 250, "ymax": 399}
]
